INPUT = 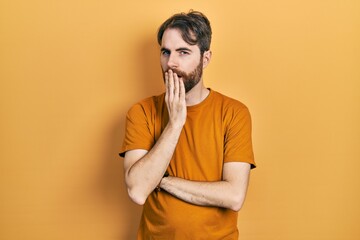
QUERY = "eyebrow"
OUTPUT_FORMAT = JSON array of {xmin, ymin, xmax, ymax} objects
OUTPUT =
[
  {"xmin": 176, "ymin": 47, "xmax": 192, "ymax": 52},
  {"xmin": 160, "ymin": 47, "xmax": 192, "ymax": 52}
]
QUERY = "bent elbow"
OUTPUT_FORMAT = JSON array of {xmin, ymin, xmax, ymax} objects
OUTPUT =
[
  {"xmin": 229, "ymin": 195, "xmax": 246, "ymax": 212},
  {"xmin": 127, "ymin": 187, "xmax": 147, "ymax": 205},
  {"xmin": 230, "ymin": 203, "xmax": 242, "ymax": 212}
]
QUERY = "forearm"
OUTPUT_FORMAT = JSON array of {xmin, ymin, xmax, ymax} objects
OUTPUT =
[
  {"xmin": 125, "ymin": 123, "xmax": 182, "ymax": 204},
  {"xmin": 160, "ymin": 176, "xmax": 247, "ymax": 211},
  {"xmin": 125, "ymin": 71, "xmax": 186, "ymax": 205}
]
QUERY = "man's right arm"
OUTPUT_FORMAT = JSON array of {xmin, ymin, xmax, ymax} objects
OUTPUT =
[{"xmin": 123, "ymin": 70, "xmax": 186, "ymax": 205}]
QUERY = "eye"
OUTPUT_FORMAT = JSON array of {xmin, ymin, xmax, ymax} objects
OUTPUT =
[
  {"xmin": 161, "ymin": 50, "xmax": 170, "ymax": 56},
  {"xmin": 180, "ymin": 51, "xmax": 189, "ymax": 55}
]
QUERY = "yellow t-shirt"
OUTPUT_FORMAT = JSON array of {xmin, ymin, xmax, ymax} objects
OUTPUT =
[{"xmin": 120, "ymin": 89, "xmax": 255, "ymax": 240}]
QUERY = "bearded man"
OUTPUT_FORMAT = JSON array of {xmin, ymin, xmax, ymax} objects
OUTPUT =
[{"xmin": 120, "ymin": 10, "xmax": 256, "ymax": 240}]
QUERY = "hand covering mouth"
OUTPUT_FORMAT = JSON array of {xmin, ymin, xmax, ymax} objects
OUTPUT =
[{"xmin": 172, "ymin": 70, "xmax": 182, "ymax": 78}]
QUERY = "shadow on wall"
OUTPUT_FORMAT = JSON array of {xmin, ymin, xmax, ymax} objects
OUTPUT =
[
  {"xmin": 139, "ymin": 35, "xmax": 165, "ymax": 97},
  {"xmin": 97, "ymin": 35, "xmax": 164, "ymax": 239},
  {"xmin": 93, "ymin": 110, "xmax": 142, "ymax": 239}
]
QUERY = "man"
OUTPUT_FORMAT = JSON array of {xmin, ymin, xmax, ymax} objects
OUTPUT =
[{"xmin": 120, "ymin": 10, "xmax": 256, "ymax": 239}]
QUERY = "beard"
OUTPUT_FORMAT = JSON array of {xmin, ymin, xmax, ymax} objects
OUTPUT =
[{"xmin": 162, "ymin": 59, "xmax": 203, "ymax": 93}]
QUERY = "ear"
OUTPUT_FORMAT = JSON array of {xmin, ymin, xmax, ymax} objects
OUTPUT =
[{"xmin": 202, "ymin": 50, "xmax": 212, "ymax": 69}]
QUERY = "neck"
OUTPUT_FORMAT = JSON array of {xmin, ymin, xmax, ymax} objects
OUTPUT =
[{"xmin": 185, "ymin": 79, "xmax": 210, "ymax": 106}]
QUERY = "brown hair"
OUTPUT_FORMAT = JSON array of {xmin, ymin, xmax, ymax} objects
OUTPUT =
[{"xmin": 157, "ymin": 10, "xmax": 212, "ymax": 54}]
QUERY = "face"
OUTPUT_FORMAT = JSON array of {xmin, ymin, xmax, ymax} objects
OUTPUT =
[{"xmin": 160, "ymin": 28, "xmax": 204, "ymax": 93}]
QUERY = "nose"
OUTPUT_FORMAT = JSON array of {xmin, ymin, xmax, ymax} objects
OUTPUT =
[{"xmin": 167, "ymin": 54, "xmax": 178, "ymax": 69}]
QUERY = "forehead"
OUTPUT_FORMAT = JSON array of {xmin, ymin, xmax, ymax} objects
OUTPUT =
[{"xmin": 161, "ymin": 28, "xmax": 200, "ymax": 52}]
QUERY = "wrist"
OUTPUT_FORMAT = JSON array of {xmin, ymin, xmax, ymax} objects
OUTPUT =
[
  {"xmin": 156, "ymin": 172, "xmax": 169, "ymax": 192},
  {"xmin": 167, "ymin": 121, "xmax": 185, "ymax": 131}
]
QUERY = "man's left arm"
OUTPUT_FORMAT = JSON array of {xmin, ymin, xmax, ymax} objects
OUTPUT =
[{"xmin": 159, "ymin": 161, "xmax": 251, "ymax": 211}]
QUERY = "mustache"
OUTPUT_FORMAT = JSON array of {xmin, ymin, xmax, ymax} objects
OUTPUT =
[{"xmin": 165, "ymin": 68, "xmax": 186, "ymax": 78}]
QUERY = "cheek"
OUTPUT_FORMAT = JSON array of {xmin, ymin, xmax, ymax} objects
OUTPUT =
[
  {"xmin": 160, "ymin": 57, "xmax": 169, "ymax": 70},
  {"xmin": 185, "ymin": 60, "xmax": 200, "ymax": 71},
  {"xmin": 160, "ymin": 61, "xmax": 167, "ymax": 71}
]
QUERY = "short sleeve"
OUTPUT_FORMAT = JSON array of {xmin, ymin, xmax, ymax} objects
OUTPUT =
[
  {"xmin": 224, "ymin": 106, "xmax": 256, "ymax": 168},
  {"xmin": 119, "ymin": 103, "xmax": 155, "ymax": 157}
]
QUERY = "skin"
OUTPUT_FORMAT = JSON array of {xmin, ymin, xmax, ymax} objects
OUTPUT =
[{"xmin": 124, "ymin": 28, "xmax": 251, "ymax": 211}]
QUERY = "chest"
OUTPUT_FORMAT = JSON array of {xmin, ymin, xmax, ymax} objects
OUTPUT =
[{"xmin": 161, "ymin": 108, "xmax": 227, "ymax": 180}]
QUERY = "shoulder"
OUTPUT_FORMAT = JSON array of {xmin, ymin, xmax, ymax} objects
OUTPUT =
[
  {"xmin": 212, "ymin": 91, "xmax": 253, "ymax": 136},
  {"xmin": 211, "ymin": 90, "xmax": 250, "ymax": 115},
  {"xmin": 128, "ymin": 93, "xmax": 165, "ymax": 115}
]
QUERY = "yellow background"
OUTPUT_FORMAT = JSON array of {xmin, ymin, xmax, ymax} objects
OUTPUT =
[{"xmin": 1, "ymin": 0, "xmax": 359, "ymax": 239}]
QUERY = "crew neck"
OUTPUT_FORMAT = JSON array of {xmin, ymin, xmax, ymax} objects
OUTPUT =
[{"xmin": 187, "ymin": 88, "xmax": 213, "ymax": 111}]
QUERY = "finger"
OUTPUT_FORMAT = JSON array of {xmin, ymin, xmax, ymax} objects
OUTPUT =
[
  {"xmin": 165, "ymin": 72, "xmax": 169, "ymax": 103},
  {"xmin": 173, "ymin": 72, "xmax": 179, "ymax": 100},
  {"xmin": 168, "ymin": 70, "xmax": 174, "ymax": 102},
  {"xmin": 179, "ymin": 78, "xmax": 185, "ymax": 102}
]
